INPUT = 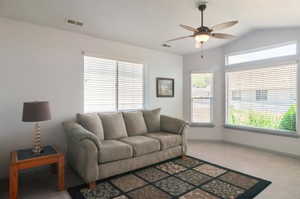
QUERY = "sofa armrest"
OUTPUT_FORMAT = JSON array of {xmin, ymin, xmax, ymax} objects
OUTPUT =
[
  {"xmin": 62, "ymin": 121, "xmax": 100, "ymax": 183},
  {"xmin": 63, "ymin": 121, "xmax": 101, "ymax": 151},
  {"xmin": 160, "ymin": 115, "xmax": 189, "ymax": 134}
]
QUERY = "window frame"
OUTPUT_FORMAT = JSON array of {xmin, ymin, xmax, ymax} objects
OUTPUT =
[
  {"xmin": 83, "ymin": 53, "xmax": 146, "ymax": 113},
  {"xmin": 189, "ymin": 72, "xmax": 215, "ymax": 127},
  {"xmin": 224, "ymin": 42, "xmax": 299, "ymax": 138}
]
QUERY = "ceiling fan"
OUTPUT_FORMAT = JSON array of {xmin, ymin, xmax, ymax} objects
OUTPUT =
[{"xmin": 165, "ymin": 2, "xmax": 238, "ymax": 50}]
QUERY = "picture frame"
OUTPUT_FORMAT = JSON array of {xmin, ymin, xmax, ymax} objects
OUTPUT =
[{"xmin": 156, "ymin": 78, "xmax": 174, "ymax": 97}]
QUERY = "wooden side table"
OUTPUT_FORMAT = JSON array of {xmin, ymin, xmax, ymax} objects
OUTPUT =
[{"xmin": 9, "ymin": 146, "xmax": 65, "ymax": 199}]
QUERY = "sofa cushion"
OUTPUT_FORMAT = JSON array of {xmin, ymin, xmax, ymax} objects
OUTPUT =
[
  {"xmin": 119, "ymin": 136, "xmax": 160, "ymax": 157},
  {"xmin": 77, "ymin": 113, "xmax": 104, "ymax": 140},
  {"xmin": 143, "ymin": 108, "xmax": 161, "ymax": 132},
  {"xmin": 145, "ymin": 132, "xmax": 182, "ymax": 150},
  {"xmin": 99, "ymin": 140, "xmax": 133, "ymax": 163},
  {"xmin": 122, "ymin": 111, "xmax": 147, "ymax": 136},
  {"xmin": 99, "ymin": 112, "xmax": 128, "ymax": 140}
]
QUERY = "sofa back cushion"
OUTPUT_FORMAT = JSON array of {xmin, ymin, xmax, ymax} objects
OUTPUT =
[
  {"xmin": 122, "ymin": 111, "xmax": 147, "ymax": 136},
  {"xmin": 98, "ymin": 112, "xmax": 128, "ymax": 139},
  {"xmin": 77, "ymin": 113, "xmax": 104, "ymax": 140},
  {"xmin": 143, "ymin": 108, "xmax": 161, "ymax": 132}
]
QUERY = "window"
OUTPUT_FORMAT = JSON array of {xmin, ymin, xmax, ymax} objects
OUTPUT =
[
  {"xmin": 226, "ymin": 64, "xmax": 297, "ymax": 132},
  {"xmin": 84, "ymin": 56, "xmax": 144, "ymax": 112},
  {"xmin": 256, "ymin": 90, "xmax": 268, "ymax": 101},
  {"xmin": 226, "ymin": 42, "xmax": 297, "ymax": 65},
  {"xmin": 232, "ymin": 90, "xmax": 241, "ymax": 101},
  {"xmin": 191, "ymin": 73, "xmax": 213, "ymax": 123}
]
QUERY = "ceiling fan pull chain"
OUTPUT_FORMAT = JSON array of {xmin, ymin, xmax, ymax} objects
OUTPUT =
[{"xmin": 201, "ymin": 42, "xmax": 204, "ymax": 59}]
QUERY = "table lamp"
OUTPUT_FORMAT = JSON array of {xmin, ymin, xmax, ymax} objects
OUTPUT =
[{"xmin": 22, "ymin": 101, "xmax": 51, "ymax": 154}]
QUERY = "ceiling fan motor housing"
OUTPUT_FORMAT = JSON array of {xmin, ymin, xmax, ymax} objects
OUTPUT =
[{"xmin": 196, "ymin": 26, "xmax": 211, "ymax": 34}]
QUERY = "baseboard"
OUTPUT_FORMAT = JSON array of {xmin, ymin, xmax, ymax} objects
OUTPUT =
[
  {"xmin": 223, "ymin": 140, "xmax": 300, "ymax": 160},
  {"xmin": 187, "ymin": 139, "xmax": 222, "ymax": 142}
]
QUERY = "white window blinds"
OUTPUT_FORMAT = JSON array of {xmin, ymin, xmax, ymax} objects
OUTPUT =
[
  {"xmin": 191, "ymin": 73, "xmax": 213, "ymax": 123},
  {"xmin": 84, "ymin": 56, "xmax": 117, "ymax": 112},
  {"xmin": 84, "ymin": 56, "xmax": 144, "ymax": 113},
  {"xmin": 118, "ymin": 61, "xmax": 144, "ymax": 110},
  {"xmin": 226, "ymin": 64, "xmax": 297, "ymax": 132}
]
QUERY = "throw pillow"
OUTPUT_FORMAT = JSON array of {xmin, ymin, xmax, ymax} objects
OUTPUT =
[
  {"xmin": 143, "ymin": 108, "xmax": 161, "ymax": 132},
  {"xmin": 77, "ymin": 113, "xmax": 104, "ymax": 140},
  {"xmin": 98, "ymin": 112, "xmax": 128, "ymax": 139},
  {"xmin": 122, "ymin": 111, "xmax": 148, "ymax": 136}
]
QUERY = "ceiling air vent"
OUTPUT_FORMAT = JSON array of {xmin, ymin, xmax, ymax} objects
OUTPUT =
[
  {"xmin": 162, "ymin": 43, "xmax": 172, "ymax": 48},
  {"xmin": 66, "ymin": 19, "xmax": 83, "ymax": 27}
]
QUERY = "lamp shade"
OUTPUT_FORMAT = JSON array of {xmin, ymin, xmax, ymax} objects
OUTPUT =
[{"xmin": 22, "ymin": 101, "xmax": 51, "ymax": 122}]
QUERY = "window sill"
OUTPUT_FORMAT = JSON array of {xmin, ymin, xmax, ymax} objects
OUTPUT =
[
  {"xmin": 224, "ymin": 124, "xmax": 300, "ymax": 138},
  {"xmin": 190, "ymin": 123, "xmax": 215, "ymax": 128}
]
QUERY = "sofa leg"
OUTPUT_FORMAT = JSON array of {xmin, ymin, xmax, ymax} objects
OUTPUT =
[{"xmin": 89, "ymin": 182, "xmax": 96, "ymax": 189}]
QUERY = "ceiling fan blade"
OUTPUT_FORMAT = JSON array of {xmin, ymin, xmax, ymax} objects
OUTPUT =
[
  {"xmin": 166, "ymin": 35, "xmax": 194, "ymax": 42},
  {"xmin": 211, "ymin": 20, "xmax": 238, "ymax": 31},
  {"xmin": 180, "ymin": 24, "xmax": 198, "ymax": 32},
  {"xmin": 211, "ymin": 33, "xmax": 236, "ymax": 39}
]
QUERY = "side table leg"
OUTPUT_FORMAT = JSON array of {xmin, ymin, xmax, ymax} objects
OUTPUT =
[
  {"xmin": 9, "ymin": 164, "xmax": 18, "ymax": 199},
  {"xmin": 57, "ymin": 156, "xmax": 65, "ymax": 191},
  {"xmin": 51, "ymin": 163, "xmax": 57, "ymax": 174}
]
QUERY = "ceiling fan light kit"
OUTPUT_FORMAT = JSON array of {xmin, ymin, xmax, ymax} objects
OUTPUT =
[
  {"xmin": 165, "ymin": 1, "xmax": 238, "ymax": 58},
  {"xmin": 195, "ymin": 34, "xmax": 210, "ymax": 43}
]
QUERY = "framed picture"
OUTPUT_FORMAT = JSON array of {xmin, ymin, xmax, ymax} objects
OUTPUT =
[{"xmin": 156, "ymin": 78, "xmax": 174, "ymax": 97}]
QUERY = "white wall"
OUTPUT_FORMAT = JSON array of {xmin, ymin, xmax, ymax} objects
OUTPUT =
[
  {"xmin": 183, "ymin": 48, "xmax": 224, "ymax": 140},
  {"xmin": 0, "ymin": 17, "xmax": 183, "ymax": 178},
  {"xmin": 183, "ymin": 28, "xmax": 300, "ymax": 156}
]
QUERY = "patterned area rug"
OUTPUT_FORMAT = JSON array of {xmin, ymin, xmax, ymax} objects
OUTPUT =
[{"xmin": 68, "ymin": 156, "xmax": 271, "ymax": 199}]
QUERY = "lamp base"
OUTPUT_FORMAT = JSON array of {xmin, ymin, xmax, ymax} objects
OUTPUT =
[
  {"xmin": 32, "ymin": 147, "xmax": 43, "ymax": 154},
  {"xmin": 32, "ymin": 123, "xmax": 43, "ymax": 154}
]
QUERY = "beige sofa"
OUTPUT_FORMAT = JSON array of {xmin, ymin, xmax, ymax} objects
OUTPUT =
[{"xmin": 63, "ymin": 108, "xmax": 188, "ymax": 188}]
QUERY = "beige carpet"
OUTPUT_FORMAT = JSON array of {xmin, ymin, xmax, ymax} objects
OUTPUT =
[{"xmin": 0, "ymin": 141, "xmax": 299, "ymax": 199}]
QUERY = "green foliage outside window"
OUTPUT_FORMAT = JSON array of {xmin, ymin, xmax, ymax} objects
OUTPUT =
[
  {"xmin": 192, "ymin": 74, "xmax": 210, "ymax": 88},
  {"xmin": 279, "ymin": 105, "xmax": 297, "ymax": 131},
  {"xmin": 228, "ymin": 104, "xmax": 297, "ymax": 132}
]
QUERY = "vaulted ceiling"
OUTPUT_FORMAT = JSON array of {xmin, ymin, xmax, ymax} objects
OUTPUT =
[{"xmin": 0, "ymin": 0, "xmax": 299, "ymax": 55}]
